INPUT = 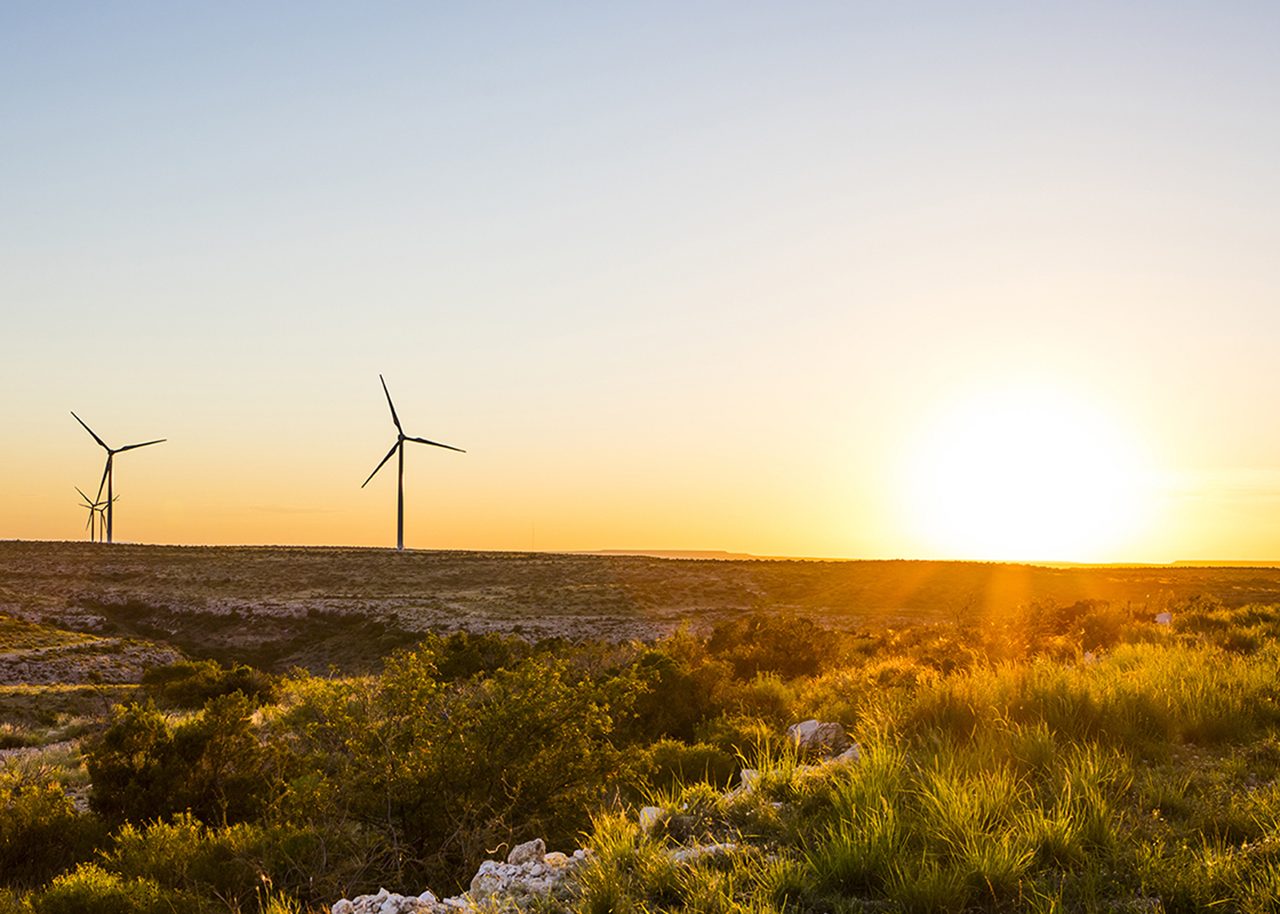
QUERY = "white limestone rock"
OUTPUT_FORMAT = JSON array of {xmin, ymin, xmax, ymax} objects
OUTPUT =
[
  {"xmin": 638, "ymin": 805, "xmax": 665, "ymax": 831},
  {"xmin": 668, "ymin": 842, "xmax": 738, "ymax": 865},
  {"xmin": 787, "ymin": 719, "xmax": 851, "ymax": 755},
  {"xmin": 830, "ymin": 743, "xmax": 861, "ymax": 765},
  {"xmin": 332, "ymin": 890, "xmax": 440, "ymax": 914},
  {"xmin": 467, "ymin": 840, "xmax": 583, "ymax": 906},
  {"xmin": 507, "ymin": 838, "xmax": 546, "ymax": 866}
]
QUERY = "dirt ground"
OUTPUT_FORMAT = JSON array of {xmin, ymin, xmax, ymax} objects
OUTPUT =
[{"xmin": 3, "ymin": 540, "xmax": 1280, "ymax": 682}]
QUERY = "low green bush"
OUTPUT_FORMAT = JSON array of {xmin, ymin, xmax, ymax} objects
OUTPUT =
[
  {"xmin": 706, "ymin": 612, "xmax": 836, "ymax": 679},
  {"xmin": 141, "ymin": 659, "xmax": 275, "ymax": 709},
  {"xmin": 85, "ymin": 693, "xmax": 273, "ymax": 826},
  {"xmin": 0, "ymin": 769, "xmax": 102, "ymax": 888},
  {"xmin": 277, "ymin": 645, "xmax": 632, "ymax": 889},
  {"xmin": 31, "ymin": 864, "xmax": 193, "ymax": 914},
  {"xmin": 637, "ymin": 739, "xmax": 737, "ymax": 793}
]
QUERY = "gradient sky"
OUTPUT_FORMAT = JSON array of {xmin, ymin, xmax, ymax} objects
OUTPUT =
[{"xmin": 4, "ymin": 2, "xmax": 1280, "ymax": 560}]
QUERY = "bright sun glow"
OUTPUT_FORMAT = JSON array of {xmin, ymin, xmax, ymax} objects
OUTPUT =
[{"xmin": 902, "ymin": 386, "xmax": 1150, "ymax": 562}]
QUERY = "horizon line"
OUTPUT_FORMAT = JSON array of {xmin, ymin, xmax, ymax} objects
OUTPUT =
[{"xmin": 3, "ymin": 538, "xmax": 1279, "ymax": 569}]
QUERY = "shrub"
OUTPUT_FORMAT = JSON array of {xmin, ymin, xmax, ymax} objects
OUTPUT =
[
  {"xmin": 620, "ymin": 635, "xmax": 732, "ymax": 743},
  {"xmin": 99, "ymin": 814, "xmax": 344, "ymax": 912},
  {"xmin": 0, "ymin": 727, "xmax": 33, "ymax": 751},
  {"xmin": 424, "ymin": 631, "xmax": 533, "ymax": 681},
  {"xmin": 141, "ymin": 659, "xmax": 275, "ymax": 709},
  {"xmin": 707, "ymin": 612, "xmax": 834, "ymax": 680},
  {"xmin": 637, "ymin": 740, "xmax": 737, "ymax": 793},
  {"xmin": 278, "ymin": 646, "xmax": 631, "ymax": 889},
  {"xmin": 0, "ymin": 768, "xmax": 102, "ymax": 888},
  {"xmin": 728, "ymin": 673, "xmax": 796, "ymax": 726},
  {"xmin": 31, "ymin": 864, "xmax": 192, "ymax": 914},
  {"xmin": 86, "ymin": 693, "xmax": 272, "ymax": 826}
]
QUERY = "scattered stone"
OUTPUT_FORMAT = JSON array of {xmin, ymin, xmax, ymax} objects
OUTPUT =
[
  {"xmin": 787, "ymin": 719, "xmax": 850, "ymax": 755},
  {"xmin": 1155, "ymin": 612, "xmax": 1173, "ymax": 626},
  {"xmin": 830, "ymin": 744, "xmax": 861, "ymax": 765},
  {"xmin": 331, "ymin": 889, "xmax": 438, "ymax": 914},
  {"xmin": 332, "ymin": 841, "xmax": 583, "ymax": 914},
  {"xmin": 507, "ymin": 838, "xmax": 545, "ymax": 865},
  {"xmin": 668, "ymin": 842, "xmax": 738, "ymax": 865},
  {"xmin": 638, "ymin": 806, "xmax": 665, "ymax": 832},
  {"xmin": 1108, "ymin": 898, "xmax": 1162, "ymax": 914},
  {"xmin": 471, "ymin": 843, "xmax": 581, "ymax": 904}
]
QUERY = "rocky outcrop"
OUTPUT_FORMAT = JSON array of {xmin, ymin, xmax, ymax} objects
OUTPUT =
[
  {"xmin": 469, "ymin": 840, "xmax": 585, "ymax": 906},
  {"xmin": 330, "ymin": 840, "xmax": 586, "ymax": 914}
]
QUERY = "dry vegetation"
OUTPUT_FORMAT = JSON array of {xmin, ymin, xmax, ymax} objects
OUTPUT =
[
  {"xmin": 5, "ymin": 541, "xmax": 1280, "ymax": 660},
  {"xmin": 1, "ymin": 542, "xmax": 1279, "ymax": 912}
]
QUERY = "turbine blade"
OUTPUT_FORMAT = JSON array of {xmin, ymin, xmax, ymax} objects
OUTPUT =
[
  {"xmin": 71, "ymin": 411, "xmax": 109, "ymax": 450},
  {"xmin": 379, "ymin": 374, "xmax": 403, "ymax": 432},
  {"xmin": 405, "ymin": 435, "xmax": 466, "ymax": 453},
  {"xmin": 75, "ymin": 486, "xmax": 91, "ymax": 502},
  {"xmin": 116, "ymin": 438, "xmax": 166, "ymax": 452},
  {"xmin": 362, "ymin": 442, "xmax": 399, "ymax": 488},
  {"xmin": 95, "ymin": 458, "xmax": 110, "ymax": 502}
]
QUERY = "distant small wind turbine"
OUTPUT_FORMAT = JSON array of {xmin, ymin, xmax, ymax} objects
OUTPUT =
[
  {"xmin": 76, "ymin": 487, "xmax": 104, "ymax": 542},
  {"xmin": 76, "ymin": 487, "xmax": 118, "ymax": 542},
  {"xmin": 361, "ymin": 374, "xmax": 464, "ymax": 551},
  {"xmin": 71, "ymin": 411, "xmax": 165, "ymax": 544}
]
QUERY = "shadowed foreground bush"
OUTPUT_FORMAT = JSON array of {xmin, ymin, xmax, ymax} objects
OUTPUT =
[
  {"xmin": 141, "ymin": 659, "xmax": 276, "ymax": 710},
  {"xmin": 85, "ymin": 693, "xmax": 271, "ymax": 826}
]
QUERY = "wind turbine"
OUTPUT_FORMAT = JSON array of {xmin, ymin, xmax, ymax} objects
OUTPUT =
[
  {"xmin": 76, "ymin": 487, "xmax": 103, "ymax": 542},
  {"xmin": 71, "ymin": 411, "xmax": 165, "ymax": 544},
  {"xmin": 96, "ymin": 495, "xmax": 118, "ymax": 541},
  {"xmin": 361, "ymin": 374, "xmax": 464, "ymax": 551},
  {"xmin": 76, "ymin": 487, "xmax": 117, "ymax": 542}
]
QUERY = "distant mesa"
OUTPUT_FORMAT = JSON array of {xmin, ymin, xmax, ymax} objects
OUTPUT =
[{"xmin": 578, "ymin": 549, "xmax": 762, "ymax": 561}]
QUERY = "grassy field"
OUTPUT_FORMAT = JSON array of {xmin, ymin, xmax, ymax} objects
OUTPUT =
[{"xmin": 1, "ymin": 542, "xmax": 1279, "ymax": 912}]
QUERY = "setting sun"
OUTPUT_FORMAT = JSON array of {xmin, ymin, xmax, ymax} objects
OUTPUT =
[{"xmin": 902, "ymin": 386, "xmax": 1150, "ymax": 562}]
